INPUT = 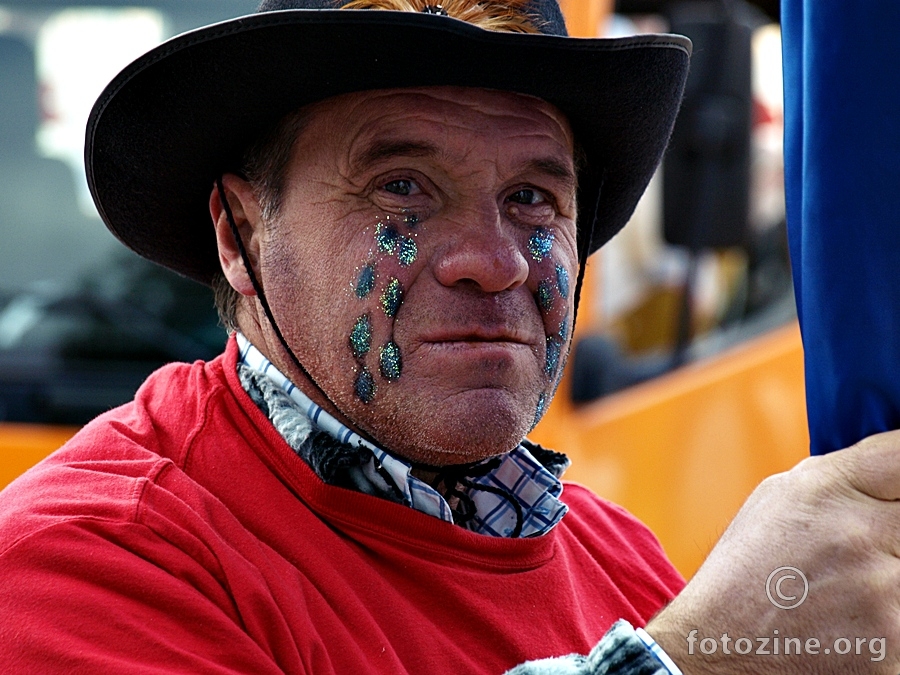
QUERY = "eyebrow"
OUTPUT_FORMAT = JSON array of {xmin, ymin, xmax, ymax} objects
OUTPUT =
[
  {"xmin": 524, "ymin": 157, "xmax": 578, "ymax": 191},
  {"xmin": 352, "ymin": 139, "xmax": 441, "ymax": 172},
  {"xmin": 352, "ymin": 138, "xmax": 577, "ymax": 190}
]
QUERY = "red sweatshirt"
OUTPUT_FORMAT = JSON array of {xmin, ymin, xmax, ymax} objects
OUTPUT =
[{"xmin": 0, "ymin": 337, "xmax": 684, "ymax": 674}]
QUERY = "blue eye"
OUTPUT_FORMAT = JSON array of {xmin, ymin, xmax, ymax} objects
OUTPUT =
[
  {"xmin": 508, "ymin": 188, "xmax": 546, "ymax": 205},
  {"xmin": 384, "ymin": 179, "xmax": 416, "ymax": 196}
]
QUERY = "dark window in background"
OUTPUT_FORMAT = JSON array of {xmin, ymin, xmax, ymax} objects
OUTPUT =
[{"xmin": 0, "ymin": 2, "xmax": 255, "ymax": 425}]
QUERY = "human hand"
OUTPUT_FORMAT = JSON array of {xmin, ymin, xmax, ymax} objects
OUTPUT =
[{"xmin": 646, "ymin": 430, "xmax": 900, "ymax": 674}]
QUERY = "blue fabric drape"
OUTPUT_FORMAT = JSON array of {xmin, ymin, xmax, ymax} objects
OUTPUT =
[{"xmin": 782, "ymin": 1, "xmax": 900, "ymax": 454}]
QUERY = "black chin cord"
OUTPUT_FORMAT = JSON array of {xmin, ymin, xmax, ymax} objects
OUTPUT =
[{"xmin": 216, "ymin": 177, "xmax": 339, "ymax": 413}]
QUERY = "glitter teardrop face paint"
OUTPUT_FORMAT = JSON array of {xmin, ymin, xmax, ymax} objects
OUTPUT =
[
  {"xmin": 555, "ymin": 264, "xmax": 569, "ymax": 298},
  {"xmin": 397, "ymin": 237, "xmax": 418, "ymax": 267},
  {"xmin": 379, "ymin": 340, "xmax": 402, "ymax": 381},
  {"xmin": 354, "ymin": 368, "xmax": 376, "ymax": 403},
  {"xmin": 536, "ymin": 280, "xmax": 554, "ymax": 312},
  {"xmin": 528, "ymin": 225, "xmax": 573, "ymax": 430},
  {"xmin": 528, "ymin": 227, "xmax": 554, "ymax": 262},
  {"xmin": 349, "ymin": 314, "xmax": 372, "ymax": 359},
  {"xmin": 355, "ymin": 264, "xmax": 376, "ymax": 299},
  {"xmin": 347, "ymin": 212, "xmax": 421, "ymax": 403},
  {"xmin": 380, "ymin": 278, "xmax": 403, "ymax": 318},
  {"xmin": 376, "ymin": 222, "xmax": 400, "ymax": 254}
]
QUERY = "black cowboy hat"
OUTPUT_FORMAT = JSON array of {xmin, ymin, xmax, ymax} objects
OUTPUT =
[{"xmin": 85, "ymin": 0, "xmax": 691, "ymax": 286}]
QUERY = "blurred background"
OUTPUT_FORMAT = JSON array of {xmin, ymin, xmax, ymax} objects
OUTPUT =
[
  {"xmin": 0, "ymin": 1, "xmax": 257, "ymax": 425},
  {"xmin": 0, "ymin": 0, "xmax": 805, "ymax": 578}
]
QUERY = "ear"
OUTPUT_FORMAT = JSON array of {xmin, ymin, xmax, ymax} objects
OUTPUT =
[{"xmin": 210, "ymin": 174, "xmax": 263, "ymax": 297}]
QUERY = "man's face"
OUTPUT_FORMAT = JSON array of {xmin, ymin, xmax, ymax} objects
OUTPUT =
[{"xmin": 249, "ymin": 86, "xmax": 578, "ymax": 465}]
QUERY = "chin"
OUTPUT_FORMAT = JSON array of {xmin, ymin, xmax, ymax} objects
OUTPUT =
[{"xmin": 374, "ymin": 390, "xmax": 533, "ymax": 467}]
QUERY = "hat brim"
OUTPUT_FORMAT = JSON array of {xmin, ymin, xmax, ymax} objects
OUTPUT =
[{"xmin": 86, "ymin": 9, "xmax": 690, "ymax": 285}]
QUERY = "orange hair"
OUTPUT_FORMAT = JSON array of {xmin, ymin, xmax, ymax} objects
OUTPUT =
[{"xmin": 341, "ymin": 0, "xmax": 540, "ymax": 34}]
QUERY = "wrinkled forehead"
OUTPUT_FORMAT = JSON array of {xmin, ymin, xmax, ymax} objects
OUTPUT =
[{"xmin": 294, "ymin": 85, "xmax": 576, "ymax": 163}]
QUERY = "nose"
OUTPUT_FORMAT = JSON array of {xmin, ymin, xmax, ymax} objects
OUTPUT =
[{"xmin": 431, "ymin": 204, "xmax": 530, "ymax": 293}]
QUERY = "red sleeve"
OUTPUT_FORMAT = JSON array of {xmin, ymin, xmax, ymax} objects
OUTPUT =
[{"xmin": 0, "ymin": 460, "xmax": 290, "ymax": 674}]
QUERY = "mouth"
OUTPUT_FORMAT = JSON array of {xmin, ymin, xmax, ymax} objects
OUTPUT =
[
  {"xmin": 423, "ymin": 341, "xmax": 533, "ymax": 358},
  {"xmin": 419, "ymin": 327, "xmax": 536, "ymax": 348},
  {"xmin": 411, "ymin": 328, "xmax": 541, "ymax": 369},
  {"xmin": 402, "ymin": 320, "xmax": 547, "ymax": 385}
]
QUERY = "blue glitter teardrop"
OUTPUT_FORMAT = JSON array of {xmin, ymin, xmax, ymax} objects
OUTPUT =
[
  {"xmin": 532, "ymin": 393, "xmax": 548, "ymax": 428},
  {"xmin": 545, "ymin": 337, "xmax": 561, "ymax": 376},
  {"xmin": 528, "ymin": 228, "xmax": 554, "ymax": 262},
  {"xmin": 381, "ymin": 278, "xmax": 403, "ymax": 318},
  {"xmin": 354, "ymin": 368, "xmax": 376, "ymax": 403},
  {"xmin": 355, "ymin": 264, "xmax": 376, "ymax": 299},
  {"xmin": 555, "ymin": 264, "xmax": 569, "ymax": 298},
  {"xmin": 349, "ymin": 315, "xmax": 371, "ymax": 358},
  {"xmin": 379, "ymin": 341, "xmax": 403, "ymax": 381},
  {"xmin": 558, "ymin": 318, "xmax": 569, "ymax": 343},
  {"xmin": 537, "ymin": 280, "xmax": 554, "ymax": 312},
  {"xmin": 398, "ymin": 237, "xmax": 418, "ymax": 267},
  {"xmin": 376, "ymin": 224, "xmax": 400, "ymax": 254}
]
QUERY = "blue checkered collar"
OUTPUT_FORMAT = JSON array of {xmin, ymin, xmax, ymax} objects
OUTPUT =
[{"xmin": 236, "ymin": 333, "xmax": 568, "ymax": 538}]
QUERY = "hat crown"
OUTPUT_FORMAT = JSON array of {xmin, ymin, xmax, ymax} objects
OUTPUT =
[{"xmin": 256, "ymin": 0, "xmax": 568, "ymax": 36}]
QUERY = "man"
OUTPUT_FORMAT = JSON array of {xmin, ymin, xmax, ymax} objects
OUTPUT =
[{"xmin": 1, "ymin": 1, "xmax": 899, "ymax": 673}]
